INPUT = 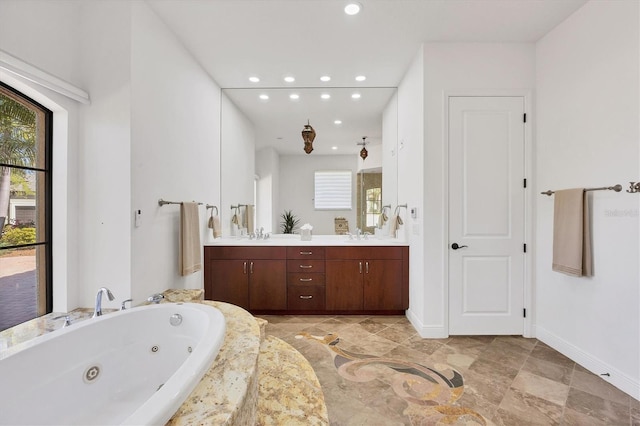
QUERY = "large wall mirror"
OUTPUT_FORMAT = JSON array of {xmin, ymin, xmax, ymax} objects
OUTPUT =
[{"xmin": 221, "ymin": 87, "xmax": 397, "ymax": 236}]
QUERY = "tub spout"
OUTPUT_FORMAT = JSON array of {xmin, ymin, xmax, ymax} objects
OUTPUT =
[
  {"xmin": 93, "ymin": 287, "xmax": 115, "ymax": 318},
  {"xmin": 147, "ymin": 293, "xmax": 164, "ymax": 304}
]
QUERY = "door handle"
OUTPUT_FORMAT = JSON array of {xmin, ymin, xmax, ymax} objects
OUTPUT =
[
  {"xmin": 250, "ymin": 261, "xmax": 254, "ymax": 274},
  {"xmin": 451, "ymin": 243, "xmax": 468, "ymax": 250}
]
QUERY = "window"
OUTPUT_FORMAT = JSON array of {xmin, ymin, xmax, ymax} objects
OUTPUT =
[
  {"xmin": 0, "ymin": 82, "xmax": 52, "ymax": 331},
  {"xmin": 314, "ymin": 170, "xmax": 352, "ymax": 210},
  {"xmin": 365, "ymin": 187, "xmax": 382, "ymax": 228}
]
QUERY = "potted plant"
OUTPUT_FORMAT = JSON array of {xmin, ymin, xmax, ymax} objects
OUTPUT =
[{"xmin": 280, "ymin": 210, "xmax": 300, "ymax": 234}]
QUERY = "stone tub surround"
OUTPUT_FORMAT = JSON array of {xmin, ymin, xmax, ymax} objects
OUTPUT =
[
  {"xmin": 258, "ymin": 335, "xmax": 329, "ymax": 425},
  {"xmin": 166, "ymin": 301, "xmax": 261, "ymax": 425},
  {"xmin": 0, "ymin": 289, "xmax": 328, "ymax": 425}
]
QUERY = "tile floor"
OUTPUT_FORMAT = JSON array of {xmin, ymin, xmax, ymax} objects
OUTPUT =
[{"xmin": 257, "ymin": 314, "xmax": 639, "ymax": 425}]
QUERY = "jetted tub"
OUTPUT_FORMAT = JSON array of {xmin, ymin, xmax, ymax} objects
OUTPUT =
[{"xmin": 0, "ymin": 302, "xmax": 225, "ymax": 425}]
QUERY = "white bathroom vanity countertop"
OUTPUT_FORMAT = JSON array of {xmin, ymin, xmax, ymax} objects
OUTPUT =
[{"xmin": 205, "ymin": 234, "xmax": 409, "ymax": 246}]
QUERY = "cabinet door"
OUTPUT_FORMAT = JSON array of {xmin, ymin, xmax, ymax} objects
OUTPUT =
[
  {"xmin": 363, "ymin": 259, "xmax": 404, "ymax": 310},
  {"xmin": 205, "ymin": 259, "xmax": 248, "ymax": 309},
  {"xmin": 249, "ymin": 259, "xmax": 287, "ymax": 310},
  {"xmin": 326, "ymin": 260, "xmax": 363, "ymax": 310}
]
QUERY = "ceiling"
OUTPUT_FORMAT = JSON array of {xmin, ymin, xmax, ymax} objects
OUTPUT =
[{"xmin": 148, "ymin": 0, "xmax": 587, "ymax": 155}]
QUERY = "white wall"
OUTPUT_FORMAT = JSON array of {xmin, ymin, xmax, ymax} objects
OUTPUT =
[
  {"xmin": 76, "ymin": 1, "xmax": 132, "ymax": 309},
  {"xmin": 279, "ymin": 154, "xmax": 357, "ymax": 235},
  {"xmin": 130, "ymin": 3, "xmax": 221, "ymax": 301},
  {"xmin": 397, "ymin": 48, "xmax": 425, "ymax": 331},
  {"xmin": 404, "ymin": 42, "xmax": 536, "ymax": 337},
  {"xmin": 255, "ymin": 147, "xmax": 279, "ymax": 233},
  {"xmin": 0, "ymin": 1, "xmax": 83, "ymax": 312},
  {"xmin": 382, "ymin": 91, "xmax": 398, "ymax": 209},
  {"xmin": 221, "ymin": 94, "xmax": 255, "ymax": 236},
  {"xmin": 1, "ymin": 1, "xmax": 225, "ymax": 311},
  {"xmin": 535, "ymin": 0, "xmax": 639, "ymax": 399}
]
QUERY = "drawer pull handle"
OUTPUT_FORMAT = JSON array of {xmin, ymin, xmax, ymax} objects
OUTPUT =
[
  {"xmin": 299, "ymin": 278, "xmax": 313, "ymax": 282},
  {"xmin": 299, "ymin": 295, "xmax": 313, "ymax": 299},
  {"xmin": 299, "ymin": 265, "xmax": 313, "ymax": 269},
  {"xmin": 300, "ymin": 251, "xmax": 313, "ymax": 255}
]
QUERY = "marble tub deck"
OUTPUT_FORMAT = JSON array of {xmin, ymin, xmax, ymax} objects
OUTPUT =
[{"xmin": 0, "ymin": 290, "xmax": 330, "ymax": 425}]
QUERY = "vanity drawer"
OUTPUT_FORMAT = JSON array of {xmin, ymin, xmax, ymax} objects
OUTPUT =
[
  {"xmin": 287, "ymin": 284, "xmax": 326, "ymax": 310},
  {"xmin": 287, "ymin": 247, "xmax": 325, "ymax": 260},
  {"xmin": 287, "ymin": 273, "xmax": 326, "ymax": 286},
  {"xmin": 287, "ymin": 260, "xmax": 325, "ymax": 273}
]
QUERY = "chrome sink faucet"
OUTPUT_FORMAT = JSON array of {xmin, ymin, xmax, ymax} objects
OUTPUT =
[{"xmin": 93, "ymin": 287, "xmax": 115, "ymax": 318}]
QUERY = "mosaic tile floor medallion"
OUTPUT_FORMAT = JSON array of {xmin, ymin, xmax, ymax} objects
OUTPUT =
[{"xmin": 297, "ymin": 332, "xmax": 487, "ymax": 425}]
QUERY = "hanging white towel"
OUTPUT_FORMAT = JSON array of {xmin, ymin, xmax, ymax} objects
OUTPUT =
[
  {"xmin": 552, "ymin": 189, "xmax": 592, "ymax": 277},
  {"xmin": 179, "ymin": 202, "xmax": 201, "ymax": 276}
]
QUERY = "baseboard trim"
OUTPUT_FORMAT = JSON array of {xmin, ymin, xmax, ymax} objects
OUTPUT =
[
  {"xmin": 536, "ymin": 326, "xmax": 639, "ymax": 401},
  {"xmin": 406, "ymin": 309, "xmax": 448, "ymax": 338}
]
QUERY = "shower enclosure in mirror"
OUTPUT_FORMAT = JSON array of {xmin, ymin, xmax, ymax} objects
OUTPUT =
[{"xmin": 220, "ymin": 87, "xmax": 398, "ymax": 236}]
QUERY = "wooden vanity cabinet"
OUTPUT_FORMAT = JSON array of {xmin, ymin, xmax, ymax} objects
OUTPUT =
[
  {"xmin": 205, "ymin": 244, "xmax": 408, "ymax": 314},
  {"xmin": 286, "ymin": 247, "xmax": 326, "ymax": 311},
  {"xmin": 326, "ymin": 246, "xmax": 408, "ymax": 312},
  {"xmin": 204, "ymin": 246, "xmax": 286, "ymax": 311}
]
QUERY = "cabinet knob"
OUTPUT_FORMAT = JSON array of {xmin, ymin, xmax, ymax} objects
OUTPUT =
[
  {"xmin": 299, "ymin": 265, "xmax": 313, "ymax": 269},
  {"xmin": 300, "ymin": 251, "xmax": 313, "ymax": 255},
  {"xmin": 299, "ymin": 278, "xmax": 313, "ymax": 282},
  {"xmin": 299, "ymin": 295, "xmax": 313, "ymax": 299}
]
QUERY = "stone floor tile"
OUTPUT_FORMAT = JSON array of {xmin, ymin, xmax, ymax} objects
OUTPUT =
[
  {"xmin": 571, "ymin": 369, "xmax": 631, "ymax": 405},
  {"xmin": 498, "ymin": 388, "xmax": 564, "ymax": 425},
  {"xmin": 510, "ymin": 370, "xmax": 570, "ymax": 406},
  {"xmin": 521, "ymin": 355, "xmax": 574, "ymax": 385},
  {"xmin": 529, "ymin": 344, "xmax": 575, "ymax": 369},
  {"xmin": 565, "ymin": 387, "xmax": 630, "ymax": 425}
]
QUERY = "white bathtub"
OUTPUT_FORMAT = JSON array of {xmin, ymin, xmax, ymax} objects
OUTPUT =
[{"xmin": 0, "ymin": 302, "xmax": 225, "ymax": 425}]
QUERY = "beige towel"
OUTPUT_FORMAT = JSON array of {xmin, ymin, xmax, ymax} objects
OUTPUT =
[
  {"xmin": 179, "ymin": 202, "xmax": 202, "ymax": 276},
  {"xmin": 552, "ymin": 189, "xmax": 592, "ymax": 277},
  {"xmin": 208, "ymin": 212, "xmax": 221, "ymax": 239},
  {"xmin": 246, "ymin": 204, "xmax": 255, "ymax": 232},
  {"xmin": 389, "ymin": 215, "xmax": 399, "ymax": 237},
  {"xmin": 231, "ymin": 208, "xmax": 239, "ymax": 226},
  {"xmin": 377, "ymin": 212, "xmax": 388, "ymax": 228},
  {"xmin": 212, "ymin": 216, "xmax": 221, "ymax": 238}
]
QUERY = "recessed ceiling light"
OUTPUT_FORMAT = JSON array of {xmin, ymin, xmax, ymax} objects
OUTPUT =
[
  {"xmin": 284, "ymin": 76, "xmax": 295, "ymax": 83},
  {"xmin": 289, "ymin": 93, "xmax": 300, "ymax": 100},
  {"xmin": 344, "ymin": 2, "xmax": 361, "ymax": 15},
  {"xmin": 351, "ymin": 93, "xmax": 361, "ymax": 99},
  {"xmin": 249, "ymin": 76, "xmax": 260, "ymax": 83},
  {"xmin": 355, "ymin": 75, "xmax": 366, "ymax": 82},
  {"xmin": 259, "ymin": 94, "xmax": 269, "ymax": 100},
  {"xmin": 321, "ymin": 93, "xmax": 331, "ymax": 100},
  {"xmin": 320, "ymin": 75, "xmax": 331, "ymax": 82},
  {"xmin": 332, "ymin": 146, "xmax": 338, "ymax": 150},
  {"xmin": 334, "ymin": 120, "xmax": 342, "ymax": 125}
]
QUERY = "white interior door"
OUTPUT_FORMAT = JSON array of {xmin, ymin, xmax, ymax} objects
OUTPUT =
[{"xmin": 448, "ymin": 96, "xmax": 525, "ymax": 335}]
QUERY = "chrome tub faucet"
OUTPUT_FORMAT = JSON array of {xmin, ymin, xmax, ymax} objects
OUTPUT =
[{"xmin": 92, "ymin": 287, "xmax": 115, "ymax": 318}]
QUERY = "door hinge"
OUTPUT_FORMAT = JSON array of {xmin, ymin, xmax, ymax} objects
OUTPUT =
[
  {"xmin": 523, "ymin": 113, "xmax": 527, "ymax": 123},
  {"xmin": 523, "ymin": 243, "xmax": 527, "ymax": 253},
  {"xmin": 523, "ymin": 178, "xmax": 527, "ymax": 188},
  {"xmin": 523, "ymin": 308, "xmax": 527, "ymax": 318}
]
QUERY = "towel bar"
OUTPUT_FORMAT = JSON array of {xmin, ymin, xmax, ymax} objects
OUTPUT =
[
  {"xmin": 158, "ymin": 199, "xmax": 204, "ymax": 206},
  {"xmin": 540, "ymin": 184, "xmax": 622, "ymax": 196}
]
